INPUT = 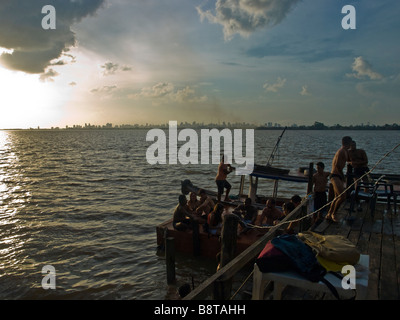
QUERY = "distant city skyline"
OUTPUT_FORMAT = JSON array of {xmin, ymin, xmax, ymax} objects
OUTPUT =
[
  {"xmin": 1, "ymin": 1, "xmax": 399, "ymax": 129},
  {"xmin": 11, "ymin": 121, "xmax": 400, "ymax": 131}
]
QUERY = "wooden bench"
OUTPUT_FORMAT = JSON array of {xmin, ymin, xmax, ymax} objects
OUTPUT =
[{"xmin": 252, "ymin": 254, "xmax": 369, "ymax": 300}]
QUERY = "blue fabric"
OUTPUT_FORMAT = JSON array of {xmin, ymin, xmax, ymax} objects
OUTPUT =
[{"xmin": 271, "ymin": 234, "xmax": 326, "ymax": 281}]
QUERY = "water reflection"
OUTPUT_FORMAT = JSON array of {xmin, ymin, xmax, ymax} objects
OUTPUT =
[
  {"xmin": 0, "ymin": 130, "xmax": 29, "ymax": 274},
  {"xmin": 0, "ymin": 131, "xmax": 13, "ymax": 214}
]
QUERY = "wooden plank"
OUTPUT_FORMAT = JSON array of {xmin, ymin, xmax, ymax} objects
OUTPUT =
[
  {"xmin": 395, "ymin": 234, "xmax": 400, "ymax": 299},
  {"xmin": 393, "ymin": 213, "xmax": 400, "ymax": 297},
  {"xmin": 350, "ymin": 201, "xmax": 370, "ymax": 254},
  {"xmin": 348, "ymin": 202, "xmax": 368, "ymax": 253},
  {"xmin": 366, "ymin": 231, "xmax": 381, "ymax": 299},
  {"xmin": 379, "ymin": 213, "xmax": 399, "ymax": 299},
  {"xmin": 392, "ymin": 214, "xmax": 400, "ymax": 237},
  {"xmin": 313, "ymin": 219, "xmax": 331, "ymax": 233},
  {"xmin": 322, "ymin": 202, "xmax": 352, "ymax": 237},
  {"xmin": 215, "ymin": 214, "xmax": 239, "ymax": 299},
  {"xmin": 366, "ymin": 203, "xmax": 384, "ymax": 300}
]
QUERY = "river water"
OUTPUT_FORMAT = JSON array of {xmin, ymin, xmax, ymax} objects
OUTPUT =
[{"xmin": 0, "ymin": 129, "xmax": 399, "ymax": 299}]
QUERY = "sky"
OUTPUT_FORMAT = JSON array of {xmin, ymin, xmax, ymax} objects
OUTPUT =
[{"xmin": 0, "ymin": 0, "xmax": 399, "ymax": 129}]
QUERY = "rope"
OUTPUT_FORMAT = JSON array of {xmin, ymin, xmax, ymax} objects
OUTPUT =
[
  {"xmin": 247, "ymin": 141, "xmax": 400, "ymax": 230},
  {"xmin": 230, "ymin": 270, "xmax": 254, "ymax": 300},
  {"xmin": 228, "ymin": 142, "xmax": 400, "ymax": 300},
  {"xmin": 224, "ymin": 142, "xmax": 400, "ymax": 301}
]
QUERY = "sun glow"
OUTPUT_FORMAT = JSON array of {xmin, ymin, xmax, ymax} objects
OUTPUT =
[{"xmin": 0, "ymin": 66, "xmax": 62, "ymax": 129}]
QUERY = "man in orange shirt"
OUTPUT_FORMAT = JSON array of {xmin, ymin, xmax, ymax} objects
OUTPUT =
[{"xmin": 215, "ymin": 155, "xmax": 235, "ymax": 202}]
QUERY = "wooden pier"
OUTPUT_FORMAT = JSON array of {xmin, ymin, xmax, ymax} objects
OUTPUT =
[
  {"xmin": 250, "ymin": 200, "xmax": 400, "ymax": 300},
  {"xmin": 183, "ymin": 198, "xmax": 400, "ymax": 300},
  {"xmin": 303, "ymin": 200, "xmax": 400, "ymax": 300}
]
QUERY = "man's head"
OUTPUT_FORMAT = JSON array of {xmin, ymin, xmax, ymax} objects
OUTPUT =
[
  {"xmin": 178, "ymin": 194, "xmax": 187, "ymax": 206},
  {"xmin": 291, "ymin": 195, "xmax": 301, "ymax": 206},
  {"xmin": 342, "ymin": 136, "xmax": 353, "ymax": 149},
  {"xmin": 316, "ymin": 161, "xmax": 325, "ymax": 173},
  {"xmin": 198, "ymin": 189, "xmax": 206, "ymax": 198},
  {"xmin": 266, "ymin": 198, "xmax": 276, "ymax": 209},
  {"xmin": 283, "ymin": 201, "xmax": 295, "ymax": 214}
]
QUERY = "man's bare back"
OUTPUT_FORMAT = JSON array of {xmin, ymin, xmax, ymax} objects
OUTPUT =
[
  {"xmin": 331, "ymin": 146, "xmax": 349, "ymax": 178},
  {"xmin": 326, "ymin": 136, "xmax": 352, "ymax": 222}
]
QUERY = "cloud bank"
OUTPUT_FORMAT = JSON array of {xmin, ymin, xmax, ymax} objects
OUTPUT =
[
  {"xmin": 0, "ymin": 0, "xmax": 105, "ymax": 74},
  {"xmin": 197, "ymin": 0, "xmax": 300, "ymax": 40}
]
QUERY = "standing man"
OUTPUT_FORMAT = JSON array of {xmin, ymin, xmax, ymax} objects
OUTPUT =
[
  {"xmin": 348, "ymin": 141, "xmax": 369, "ymax": 183},
  {"xmin": 312, "ymin": 162, "xmax": 330, "ymax": 223},
  {"xmin": 326, "ymin": 136, "xmax": 352, "ymax": 222},
  {"xmin": 215, "ymin": 155, "xmax": 234, "ymax": 202}
]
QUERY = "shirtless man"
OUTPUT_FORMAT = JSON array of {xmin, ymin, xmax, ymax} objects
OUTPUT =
[
  {"xmin": 196, "ymin": 189, "xmax": 215, "ymax": 217},
  {"xmin": 259, "ymin": 199, "xmax": 284, "ymax": 226},
  {"xmin": 233, "ymin": 198, "xmax": 258, "ymax": 225},
  {"xmin": 233, "ymin": 198, "xmax": 258, "ymax": 233},
  {"xmin": 326, "ymin": 136, "xmax": 352, "ymax": 222},
  {"xmin": 173, "ymin": 195, "xmax": 195, "ymax": 231},
  {"xmin": 348, "ymin": 141, "xmax": 369, "ymax": 182},
  {"xmin": 215, "ymin": 155, "xmax": 235, "ymax": 202},
  {"xmin": 312, "ymin": 161, "xmax": 330, "ymax": 222}
]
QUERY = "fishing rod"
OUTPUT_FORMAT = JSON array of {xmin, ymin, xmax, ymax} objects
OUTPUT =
[{"xmin": 267, "ymin": 126, "xmax": 287, "ymax": 166}]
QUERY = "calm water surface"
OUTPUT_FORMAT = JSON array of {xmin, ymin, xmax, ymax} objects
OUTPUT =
[{"xmin": 0, "ymin": 129, "xmax": 399, "ymax": 299}]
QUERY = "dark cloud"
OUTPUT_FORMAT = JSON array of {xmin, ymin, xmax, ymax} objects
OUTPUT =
[
  {"xmin": 101, "ymin": 62, "xmax": 133, "ymax": 76},
  {"xmin": 0, "ymin": 0, "xmax": 105, "ymax": 74},
  {"xmin": 101, "ymin": 62, "xmax": 119, "ymax": 76},
  {"xmin": 39, "ymin": 68, "xmax": 59, "ymax": 82},
  {"xmin": 197, "ymin": 0, "xmax": 301, "ymax": 40}
]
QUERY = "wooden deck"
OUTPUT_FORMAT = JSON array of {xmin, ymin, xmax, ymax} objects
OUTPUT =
[{"xmin": 266, "ymin": 199, "xmax": 400, "ymax": 300}]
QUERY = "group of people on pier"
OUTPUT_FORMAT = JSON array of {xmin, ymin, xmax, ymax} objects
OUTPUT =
[{"xmin": 173, "ymin": 135, "xmax": 369, "ymax": 235}]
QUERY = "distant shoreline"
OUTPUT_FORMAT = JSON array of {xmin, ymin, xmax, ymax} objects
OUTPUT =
[{"xmin": 1, "ymin": 123, "xmax": 399, "ymax": 131}]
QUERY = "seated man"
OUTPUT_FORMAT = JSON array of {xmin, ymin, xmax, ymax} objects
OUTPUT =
[
  {"xmin": 173, "ymin": 195, "xmax": 195, "ymax": 231},
  {"xmin": 259, "ymin": 199, "xmax": 284, "ymax": 226},
  {"xmin": 187, "ymin": 192, "xmax": 201, "ymax": 213},
  {"xmin": 207, "ymin": 203, "xmax": 225, "ymax": 235},
  {"xmin": 290, "ymin": 195, "xmax": 302, "ymax": 207},
  {"xmin": 196, "ymin": 189, "xmax": 215, "ymax": 217},
  {"xmin": 281, "ymin": 201, "xmax": 297, "ymax": 234},
  {"xmin": 233, "ymin": 198, "xmax": 258, "ymax": 228}
]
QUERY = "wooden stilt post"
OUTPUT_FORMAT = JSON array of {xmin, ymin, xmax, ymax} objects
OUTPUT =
[
  {"xmin": 304, "ymin": 162, "xmax": 314, "ymax": 231},
  {"xmin": 165, "ymin": 237, "xmax": 176, "ymax": 284},
  {"xmin": 273, "ymin": 179, "xmax": 279, "ymax": 199},
  {"xmin": 239, "ymin": 175, "xmax": 245, "ymax": 197},
  {"xmin": 192, "ymin": 220, "xmax": 200, "ymax": 256},
  {"xmin": 249, "ymin": 176, "xmax": 258, "ymax": 203},
  {"xmin": 307, "ymin": 162, "xmax": 314, "ymax": 195},
  {"xmin": 213, "ymin": 214, "xmax": 238, "ymax": 299}
]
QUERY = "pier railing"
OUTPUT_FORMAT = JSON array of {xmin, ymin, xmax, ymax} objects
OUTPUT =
[{"xmin": 183, "ymin": 197, "xmax": 310, "ymax": 300}]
